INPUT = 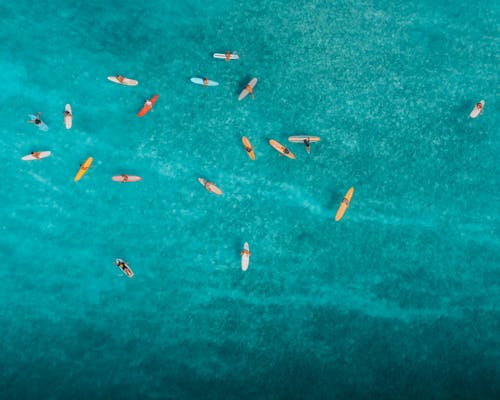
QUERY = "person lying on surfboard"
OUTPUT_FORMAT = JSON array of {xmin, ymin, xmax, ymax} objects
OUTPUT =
[
  {"xmin": 245, "ymin": 146, "xmax": 252, "ymax": 154},
  {"xmin": 283, "ymin": 148, "xmax": 291, "ymax": 155},
  {"xmin": 31, "ymin": 151, "xmax": 41, "ymax": 159},
  {"xmin": 27, "ymin": 112, "xmax": 42, "ymax": 126}
]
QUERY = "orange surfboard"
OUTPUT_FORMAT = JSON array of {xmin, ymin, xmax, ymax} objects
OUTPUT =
[
  {"xmin": 335, "ymin": 187, "xmax": 354, "ymax": 221},
  {"xmin": 242, "ymin": 136, "xmax": 255, "ymax": 160},
  {"xmin": 74, "ymin": 157, "xmax": 93, "ymax": 182},
  {"xmin": 269, "ymin": 139, "xmax": 295, "ymax": 159},
  {"xmin": 137, "ymin": 94, "xmax": 158, "ymax": 117}
]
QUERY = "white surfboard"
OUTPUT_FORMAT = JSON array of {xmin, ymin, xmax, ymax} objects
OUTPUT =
[
  {"xmin": 288, "ymin": 135, "xmax": 320, "ymax": 153},
  {"xmin": 213, "ymin": 52, "xmax": 239, "ymax": 61},
  {"xmin": 241, "ymin": 242, "xmax": 250, "ymax": 271},
  {"xmin": 22, "ymin": 151, "xmax": 51, "ymax": 161},
  {"xmin": 238, "ymin": 78, "xmax": 258, "ymax": 101},
  {"xmin": 64, "ymin": 104, "xmax": 72, "ymax": 129},
  {"xmin": 288, "ymin": 136, "xmax": 321, "ymax": 143},
  {"xmin": 190, "ymin": 77, "xmax": 219, "ymax": 86},
  {"xmin": 469, "ymin": 100, "xmax": 485, "ymax": 118},
  {"xmin": 107, "ymin": 76, "xmax": 138, "ymax": 86}
]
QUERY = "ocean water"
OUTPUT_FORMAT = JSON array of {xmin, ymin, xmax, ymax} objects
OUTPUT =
[{"xmin": 1, "ymin": 0, "xmax": 499, "ymax": 399}]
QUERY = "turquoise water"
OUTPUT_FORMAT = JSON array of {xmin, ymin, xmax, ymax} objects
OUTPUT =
[{"xmin": 1, "ymin": 0, "xmax": 499, "ymax": 398}]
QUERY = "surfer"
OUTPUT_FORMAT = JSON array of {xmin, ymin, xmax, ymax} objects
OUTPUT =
[
  {"xmin": 240, "ymin": 248, "xmax": 251, "ymax": 257},
  {"xmin": 121, "ymin": 174, "xmax": 129, "ymax": 182},
  {"xmin": 63, "ymin": 109, "xmax": 71, "ymax": 117},
  {"xmin": 245, "ymin": 84, "xmax": 254, "ymax": 99},
  {"xmin": 115, "ymin": 258, "xmax": 133, "ymax": 277},
  {"xmin": 116, "ymin": 75, "xmax": 125, "ymax": 83},
  {"xmin": 31, "ymin": 152, "xmax": 41, "ymax": 159},
  {"xmin": 476, "ymin": 102, "xmax": 483, "ymax": 112},
  {"xmin": 225, "ymin": 51, "xmax": 231, "ymax": 61},
  {"xmin": 27, "ymin": 112, "xmax": 42, "ymax": 126},
  {"xmin": 283, "ymin": 147, "xmax": 291, "ymax": 155},
  {"xmin": 203, "ymin": 78, "xmax": 209, "ymax": 86},
  {"xmin": 304, "ymin": 138, "xmax": 311, "ymax": 153}
]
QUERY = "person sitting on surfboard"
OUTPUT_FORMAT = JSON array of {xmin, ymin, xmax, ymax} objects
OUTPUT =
[
  {"xmin": 116, "ymin": 75, "xmax": 125, "ymax": 83},
  {"xmin": 31, "ymin": 151, "xmax": 41, "ymax": 159},
  {"xmin": 476, "ymin": 102, "xmax": 483, "ymax": 111},
  {"xmin": 63, "ymin": 110, "xmax": 71, "ymax": 117},
  {"xmin": 283, "ymin": 148, "xmax": 290, "ymax": 154},
  {"xmin": 203, "ymin": 78, "xmax": 209, "ymax": 86},
  {"xmin": 121, "ymin": 174, "xmax": 129, "ymax": 182},
  {"xmin": 225, "ymin": 51, "xmax": 231, "ymax": 61},
  {"xmin": 304, "ymin": 139, "xmax": 310, "ymax": 152},
  {"xmin": 245, "ymin": 84, "xmax": 254, "ymax": 99},
  {"xmin": 27, "ymin": 112, "xmax": 42, "ymax": 126},
  {"xmin": 241, "ymin": 249, "xmax": 251, "ymax": 256}
]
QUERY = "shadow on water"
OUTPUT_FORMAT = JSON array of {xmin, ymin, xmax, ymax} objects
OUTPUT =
[{"xmin": 235, "ymin": 75, "xmax": 253, "ymax": 97}]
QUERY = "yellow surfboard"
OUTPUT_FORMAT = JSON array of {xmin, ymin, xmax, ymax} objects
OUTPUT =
[
  {"xmin": 269, "ymin": 139, "xmax": 295, "ymax": 159},
  {"xmin": 74, "ymin": 157, "xmax": 93, "ymax": 182},
  {"xmin": 242, "ymin": 136, "xmax": 255, "ymax": 160},
  {"xmin": 335, "ymin": 187, "xmax": 354, "ymax": 221}
]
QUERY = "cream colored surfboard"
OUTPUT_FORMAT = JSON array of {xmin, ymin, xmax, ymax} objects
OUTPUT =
[
  {"xmin": 198, "ymin": 178, "xmax": 223, "ymax": 195},
  {"xmin": 469, "ymin": 100, "xmax": 484, "ymax": 118},
  {"xmin": 238, "ymin": 78, "xmax": 257, "ymax": 101}
]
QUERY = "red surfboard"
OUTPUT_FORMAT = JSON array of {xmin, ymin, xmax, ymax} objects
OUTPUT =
[{"xmin": 137, "ymin": 94, "xmax": 158, "ymax": 117}]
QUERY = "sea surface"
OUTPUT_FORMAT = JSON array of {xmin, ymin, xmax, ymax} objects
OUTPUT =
[{"xmin": 1, "ymin": 0, "xmax": 499, "ymax": 399}]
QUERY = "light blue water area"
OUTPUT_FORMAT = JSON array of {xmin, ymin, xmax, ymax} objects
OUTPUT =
[{"xmin": 1, "ymin": 0, "xmax": 499, "ymax": 398}]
